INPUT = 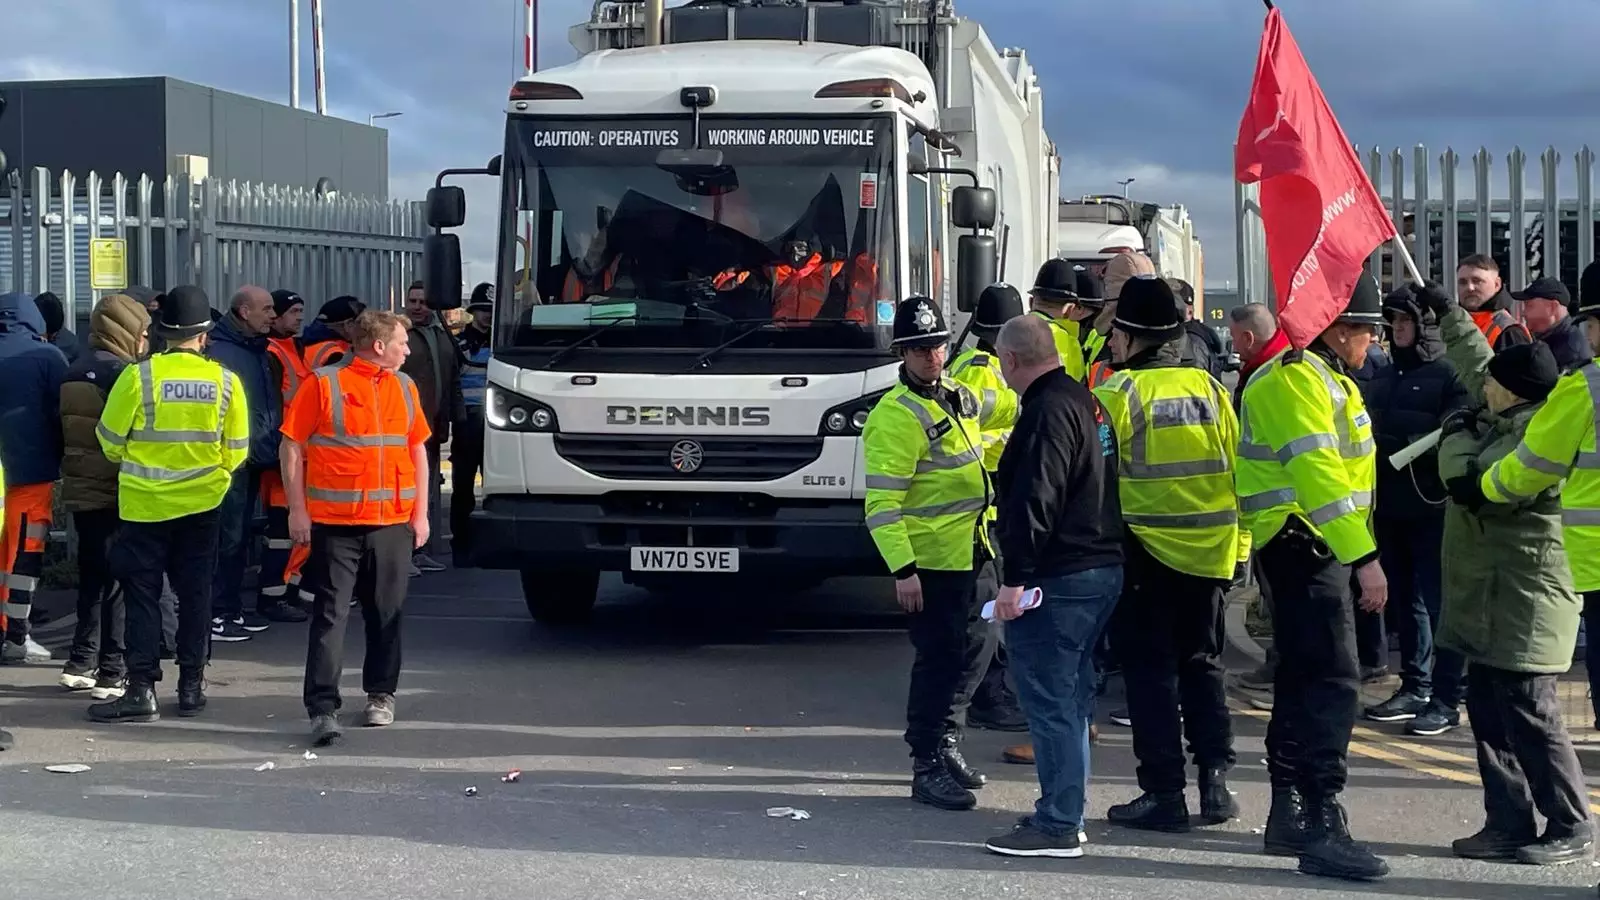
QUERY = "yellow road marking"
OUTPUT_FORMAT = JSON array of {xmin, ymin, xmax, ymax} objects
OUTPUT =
[{"xmin": 1230, "ymin": 696, "xmax": 1600, "ymax": 815}]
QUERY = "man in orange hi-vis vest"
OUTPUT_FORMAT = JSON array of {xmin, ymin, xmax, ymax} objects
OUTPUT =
[
  {"xmin": 281, "ymin": 310, "xmax": 431, "ymax": 748},
  {"xmin": 258, "ymin": 289, "xmax": 314, "ymax": 623}
]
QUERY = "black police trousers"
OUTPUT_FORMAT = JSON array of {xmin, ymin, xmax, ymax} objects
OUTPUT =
[
  {"xmin": 903, "ymin": 557, "xmax": 997, "ymax": 758},
  {"xmin": 1259, "ymin": 521, "xmax": 1360, "ymax": 798},
  {"xmin": 112, "ymin": 509, "xmax": 221, "ymax": 685},
  {"xmin": 1109, "ymin": 536, "xmax": 1235, "ymax": 793}
]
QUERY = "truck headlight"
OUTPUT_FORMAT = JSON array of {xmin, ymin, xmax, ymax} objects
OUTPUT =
[
  {"xmin": 487, "ymin": 384, "xmax": 558, "ymax": 433},
  {"xmin": 818, "ymin": 389, "xmax": 889, "ymax": 436}
]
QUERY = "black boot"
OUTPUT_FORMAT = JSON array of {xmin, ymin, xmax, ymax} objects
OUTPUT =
[
  {"xmin": 1262, "ymin": 786, "xmax": 1310, "ymax": 856},
  {"xmin": 1198, "ymin": 767, "xmax": 1240, "ymax": 825},
  {"xmin": 88, "ymin": 681, "xmax": 160, "ymax": 723},
  {"xmin": 911, "ymin": 755, "xmax": 977, "ymax": 811},
  {"xmin": 1298, "ymin": 795, "xmax": 1390, "ymax": 881},
  {"xmin": 259, "ymin": 600, "xmax": 309, "ymax": 624},
  {"xmin": 1108, "ymin": 792, "xmax": 1190, "ymax": 832},
  {"xmin": 177, "ymin": 669, "xmax": 208, "ymax": 717},
  {"xmin": 938, "ymin": 733, "xmax": 987, "ymax": 789}
]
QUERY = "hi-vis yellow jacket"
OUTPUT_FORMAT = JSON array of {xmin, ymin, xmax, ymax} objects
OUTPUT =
[
  {"xmin": 948, "ymin": 347, "xmax": 1019, "ymax": 472},
  {"xmin": 863, "ymin": 375, "xmax": 1002, "ymax": 573},
  {"xmin": 1481, "ymin": 361, "xmax": 1600, "ymax": 592},
  {"xmin": 1029, "ymin": 310, "xmax": 1087, "ymax": 381},
  {"xmin": 97, "ymin": 349, "xmax": 251, "ymax": 523},
  {"xmin": 1236, "ymin": 347, "xmax": 1378, "ymax": 564},
  {"xmin": 1095, "ymin": 365, "xmax": 1248, "ymax": 579},
  {"xmin": 1081, "ymin": 328, "xmax": 1108, "ymax": 373}
]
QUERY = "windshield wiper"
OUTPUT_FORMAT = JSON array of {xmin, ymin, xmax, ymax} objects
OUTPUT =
[
  {"xmin": 683, "ymin": 316, "xmax": 859, "ymax": 372},
  {"xmin": 541, "ymin": 314, "xmax": 641, "ymax": 369}
]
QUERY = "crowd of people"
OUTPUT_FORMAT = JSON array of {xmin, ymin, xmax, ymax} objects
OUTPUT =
[
  {"xmin": 0, "ymin": 280, "xmax": 495, "ymax": 746},
  {"xmin": 863, "ymin": 250, "xmax": 1600, "ymax": 883}
]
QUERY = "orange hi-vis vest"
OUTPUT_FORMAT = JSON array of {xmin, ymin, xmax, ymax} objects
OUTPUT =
[
  {"xmin": 1087, "ymin": 358, "xmax": 1114, "ymax": 388},
  {"xmin": 1470, "ymin": 307, "xmax": 1528, "ymax": 348},
  {"xmin": 283, "ymin": 356, "xmax": 431, "ymax": 527},
  {"xmin": 267, "ymin": 337, "xmax": 314, "ymax": 407},
  {"xmin": 562, "ymin": 257, "xmax": 621, "ymax": 303},
  {"xmin": 304, "ymin": 338, "xmax": 351, "ymax": 370},
  {"xmin": 842, "ymin": 253, "xmax": 877, "ymax": 325},
  {"xmin": 770, "ymin": 253, "xmax": 844, "ymax": 323}
]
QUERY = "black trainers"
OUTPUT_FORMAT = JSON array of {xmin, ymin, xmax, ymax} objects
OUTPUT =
[
  {"xmin": 259, "ymin": 601, "xmax": 309, "ymax": 624},
  {"xmin": 88, "ymin": 682, "xmax": 160, "ymax": 724},
  {"xmin": 1298, "ymin": 796, "xmax": 1390, "ymax": 881},
  {"xmin": 1198, "ymin": 767, "xmax": 1240, "ymax": 825},
  {"xmin": 177, "ymin": 669, "xmax": 207, "ymax": 717},
  {"xmin": 1452, "ymin": 826, "xmax": 1536, "ymax": 861},
  {"xmin": 1263, "ymin": 786, "xmax": 1310, "ymax": 856},
  {"xmin": 938, "ymin": 733, "xmax": 986, "ymax": 789},
  {"xmin": 911, "ymin": 755, "xmax": 976, "ymax": 811},
  {"xmin": 239, "ymin": 612, "xmax": 271, "ymax": 633},
  {"xmin": 1364, "ymin": 690, "xmax": 1431, "ymax": 723},
  {"xmin": 1405, "ymin": 701, "xmax": 1461, "ymax": 736},
  {"xmin": 1108, "ymin": 708, "xmax": 1132, "ymax": 727},
  {"xmin": 985, "ymin": 822, "xmax": 1083, "ymax": 858},
  {"xmin": 969, "ymin": 699, "xmax": 1029, "ymax": 732},
  {"xmin": 310, "ymin": 713, "xmax": 344, "ymax": 747},
  {"xmin": 1516, "ymin": 831, "xmax": 1594, "ymax": 866},
  {"xmin": 90, "ymin": 674, "xmax": 127, "ymax": 700},
  {"xmin": 1107, "ymin": 792, "xmax": 1190, "ymax": 833},
  {"xmin": 211, "ymin": 617, "xmax": 252, "ymax": 643}
]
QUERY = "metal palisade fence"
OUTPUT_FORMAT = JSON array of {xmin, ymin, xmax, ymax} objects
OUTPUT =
[
  {"xmin": 1235, "ymin": 144, "xmax": 1600, "ymax": 303},
  {"xmin": 0, "ymin": 165, "xmax": 426, "ymax": 325}
]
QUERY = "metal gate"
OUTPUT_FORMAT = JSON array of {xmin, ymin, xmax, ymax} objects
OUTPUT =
[
  {"xmin": 1, "ymin": 165, "xmax": 426, "ymax": 326},
  {"xmin": 1234, "ymin": 144, "xmax": 1600, "ymax": 303}
]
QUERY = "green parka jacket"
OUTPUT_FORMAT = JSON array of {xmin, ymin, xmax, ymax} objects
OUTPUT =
[{"xmin": 1434, "ymin": 305, "xmax": 1579, "ymax": 674}]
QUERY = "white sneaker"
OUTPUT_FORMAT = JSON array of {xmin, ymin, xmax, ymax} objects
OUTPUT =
[
  {"xmin": 60, "ymin": 669, "xmax": 97, "ymax": 690},
  {"xmin": 25, "ymin": 637, "xmax": 53, "ymax": 662}
]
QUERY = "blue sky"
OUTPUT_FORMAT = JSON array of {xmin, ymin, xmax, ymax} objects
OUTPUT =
[{"xmin": 7, "ymin": 0, "xmax": 1594, "ymax": 285}]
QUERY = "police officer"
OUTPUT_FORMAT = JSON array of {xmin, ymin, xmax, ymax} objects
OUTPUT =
[
  {"xmin": 863, "ymin": 296, "xmax": 1001, "ymax": 811},
  {"xmin": 1093, "ymin": 276, "xmax": 1246, "ymax": 832},
  {"xmin": 89, "ymin": 286, "xmax": 251, "ymax": 723},
  {"xmin": 949, "ymin": 285, "xmax": 1026, "ymax": 734},
  {"xmin": 1236, "ymin": 276, "xmax": 1391, "ymax": 881},
  {"xmin": 1027, "ymin": 260, "xmax": 1088, "ymax": 380},
  {"xmin": 452, "ymin": 283, "xmax": 493, "ymax": 565}
]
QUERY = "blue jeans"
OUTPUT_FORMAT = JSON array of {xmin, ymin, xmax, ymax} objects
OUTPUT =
[{"xmin": 1005, "ymin": 565, "xmax": 1124, "ymax": 837}]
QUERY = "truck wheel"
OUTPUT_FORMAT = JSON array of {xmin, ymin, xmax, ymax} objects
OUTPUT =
[{"xmin": 520, "ymin": 569, "xmax": 600, "ymax": 625}]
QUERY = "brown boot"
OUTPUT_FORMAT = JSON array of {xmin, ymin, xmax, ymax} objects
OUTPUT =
[{"xmin": 1002, "ymin": 742, "xmax": 1034, "ymax": 765}]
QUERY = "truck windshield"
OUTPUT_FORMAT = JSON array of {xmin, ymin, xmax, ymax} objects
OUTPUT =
[{"xmin": 495, "ymin": 116, "xmax": 899, "ymax": 361}]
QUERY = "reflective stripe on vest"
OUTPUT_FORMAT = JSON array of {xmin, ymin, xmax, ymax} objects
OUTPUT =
[
  {"xmin": 1552, "ymin": 364, "xmax": 1600, "ymax": 527},
  {"xmin": 563, "ymin": 257, "xmax": 620, "ymax": 303},
  {"xmin": 269, "ymin": 338, "xmax": 313, "ymax": 407},
  {"xmin": 305, "ymin": 340, "xmax": 349, "ymax": 369}
]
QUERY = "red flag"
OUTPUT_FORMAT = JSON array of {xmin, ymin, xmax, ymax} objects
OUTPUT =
[{"xmin": 1235, "ymin": 8, "xmax": 1396, "ymax": 349}]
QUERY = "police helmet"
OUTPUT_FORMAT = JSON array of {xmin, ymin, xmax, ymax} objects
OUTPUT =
[
  {"xmin": 153, "ymin": 285, "xmax": 215, "ymax": 340},
  {"xmin": 890, "ymin": 296, "xmax": 950, "ymax": 348},
  {"xmin": 1336, "ymin": 275, "xmax": 1385, "ymax": 326},
  {"xmin": 1110, "ymin": 275, "xmax": 1184, "ymax": 341},
  {"xmin": 1073, "ymin": 266, "xmax": 1106, "ymax": 306},
  {"xmin": 1031, "ymin": 258, "xmax": 1079, "ymax": 303},
  {"xmin": 973, "ymin": 283, "xmax": 1024, "ymax": 332}
]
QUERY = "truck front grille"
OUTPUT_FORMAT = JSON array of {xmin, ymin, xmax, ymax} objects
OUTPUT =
[{"xmin": 553, "ymin": 434, "xmax": 824, "ymax": 481}]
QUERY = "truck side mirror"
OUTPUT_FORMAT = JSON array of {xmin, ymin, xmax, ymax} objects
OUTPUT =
[
  {"xmin": 956, "ymin": 233, "xmax": 997, "ymax": 313},
  {"xmin": 951, "ymin": 186, "xmax": 997, "ymax": 230},
  {"xmin": 486, "ymin": 154, "xmax": 503, "ymax": 177},
  {"xmin": 425, "ymin": 185, "xmax": 467, "ymax": 230},
  {"xmin": 423, "ymin": 233, "xmax": 463, "ymax": 310}
]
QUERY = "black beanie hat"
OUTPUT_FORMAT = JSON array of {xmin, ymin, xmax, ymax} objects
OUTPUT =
[
  {"xmin": 1487, "ymin": 341, "xmax": 1560, "ymax": 403},
  {"xmin": 270, "ymin": 289, "xmax": 304, "ymax": 317},
  {"xmin": 34, "ymin": 291, "xmax": 64, "ymax": 334}
]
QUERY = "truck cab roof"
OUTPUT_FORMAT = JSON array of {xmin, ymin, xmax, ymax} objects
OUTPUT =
[{"xmin": 512, "ymin": 40, "xmax": 939, "ymax": 121}]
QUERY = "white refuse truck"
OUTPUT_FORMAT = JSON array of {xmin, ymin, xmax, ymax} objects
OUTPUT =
[
  {"xmin": 1058, "ymin": 195, "xmax": 1205, "ymax": 312},
  {"xmin": 421, "ymin": 0, "xmax": 1059, "ymax": 622}
]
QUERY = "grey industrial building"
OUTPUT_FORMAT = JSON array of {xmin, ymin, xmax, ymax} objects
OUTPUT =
[{"xmin": 0, "ymin": 75, "xmax": 388, "ymax": 198}]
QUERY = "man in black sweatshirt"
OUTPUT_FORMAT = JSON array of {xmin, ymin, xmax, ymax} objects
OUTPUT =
[{"xmin": 983, "ymin": 314, "xmax": 1124, "ymax": 860}]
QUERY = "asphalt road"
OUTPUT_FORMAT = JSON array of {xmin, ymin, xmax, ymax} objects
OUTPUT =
[{"xmin": 2, "ymin": 568, "xmax": 1597, "ymax": 900}]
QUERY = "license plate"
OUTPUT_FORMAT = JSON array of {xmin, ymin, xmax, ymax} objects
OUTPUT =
[{"xmin": 629, "ymin": 547, "xmax": 741, "ymax": 573}]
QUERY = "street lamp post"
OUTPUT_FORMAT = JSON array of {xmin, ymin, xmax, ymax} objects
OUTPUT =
[
  {"xmin": 1118, "ymin": 177, "xmax": 1136, "ymax": 199},
  {"xmin": 368, "ymin": 111, "xmax": 403, "ymax": 127}
]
